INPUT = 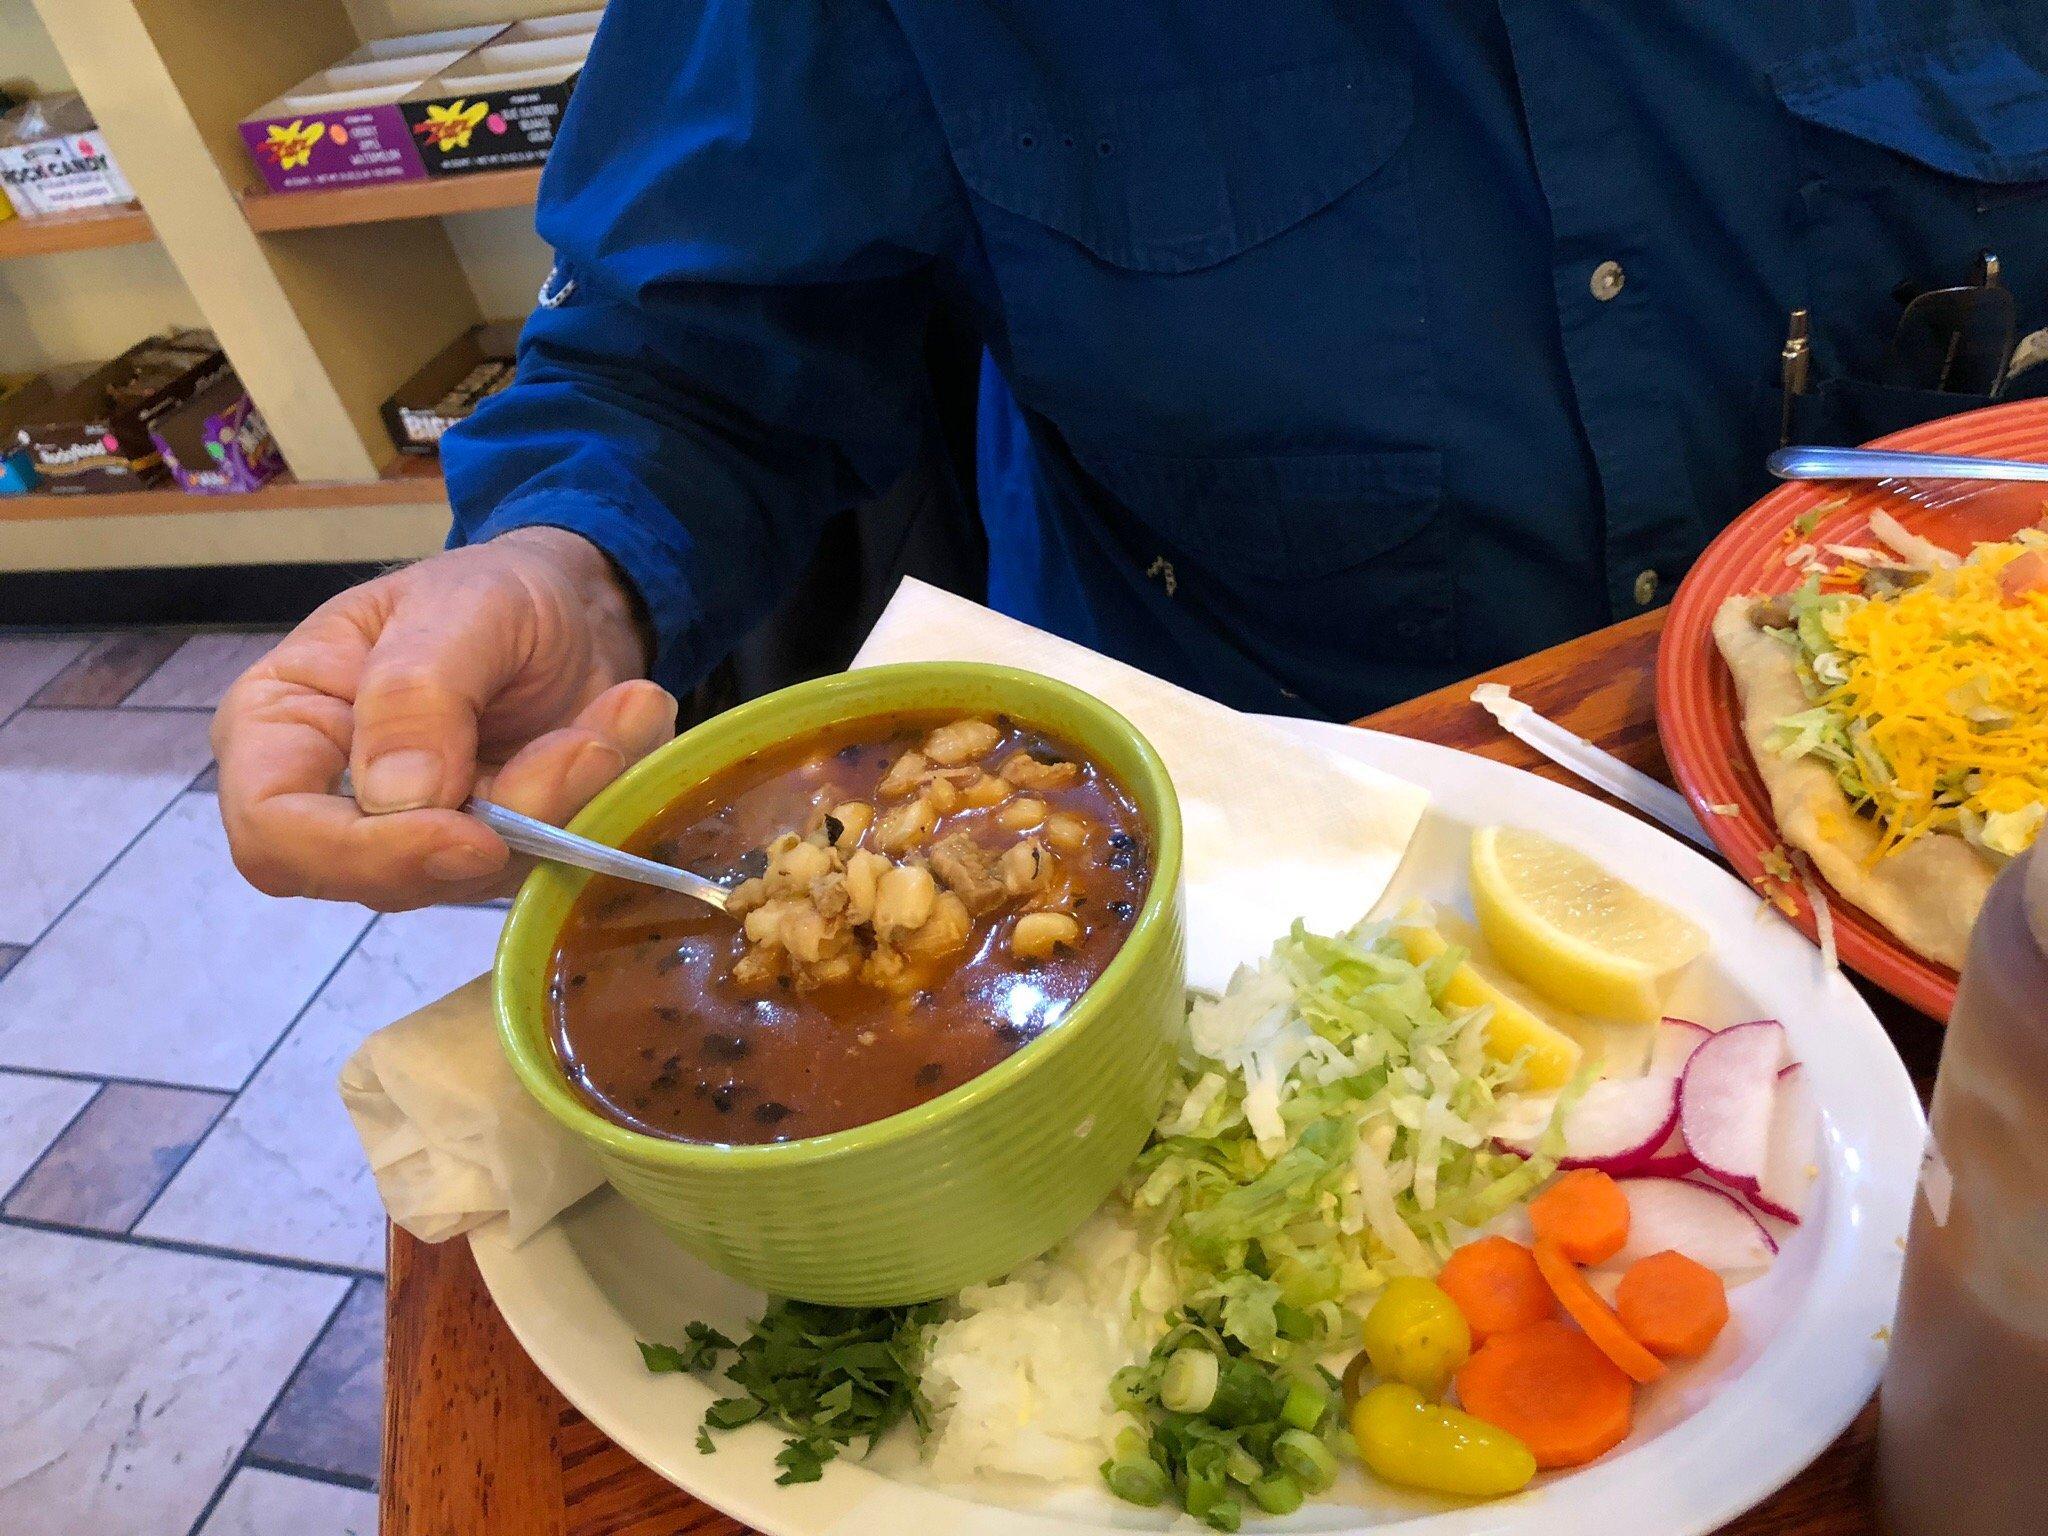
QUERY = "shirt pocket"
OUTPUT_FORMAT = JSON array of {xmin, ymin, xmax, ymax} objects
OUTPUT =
[
  {"xmin": 1064, "ymin": 442, "xmax": 1449, "ymax": 598},
  {"xmin": 1770, "ymin": 13, "xmax": 2048, "ymax": 386},
  {"xmin": 930, "ymin": 52, "xmax": 1439, "ymax": 460}
]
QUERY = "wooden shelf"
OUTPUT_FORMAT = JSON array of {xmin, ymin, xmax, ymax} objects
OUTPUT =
[
  {"xmin": 0, "ymin": 201, "xmax": 154, "ymax": 260},
  {"xmin": 0, "ymin": 455, "xmax": 446, "ymax": 521},
  {"xmin": 241, "ymin": 167, "xmax": 542, "ymax": 234}
]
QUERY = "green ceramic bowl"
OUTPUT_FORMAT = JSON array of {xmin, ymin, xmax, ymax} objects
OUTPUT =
[{"xmin": 495, "ymin": 662, "xmax": 1186, "ymax": 1305}]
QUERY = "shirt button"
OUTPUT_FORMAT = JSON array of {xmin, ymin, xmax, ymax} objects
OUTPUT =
[
  {"xmin": 1590, "ymin": 260, "xmax": 1626, "ymax": 301},
  {"xmin": 1633, "ymin": 569, "xmax": 1659, "ymax": 606}
]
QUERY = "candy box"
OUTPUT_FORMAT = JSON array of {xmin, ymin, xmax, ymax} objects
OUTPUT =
[
  {"xmin": 399, "ymin": 11, "xmax": 601, "ymax": 178},
  {"xmin": 381, "ymin": 321, "xmax": 521, "ymax": 454},
  {"xmin": 148, "ymin": 374, "xmax": 286, "ymax": 494},
  {"xmin": 238, "ymin": 25, "xmax": 501, "ymax": 193},
  {"xmin": 16, "ymin": 330, "xmax": 229, "ymax": 494},
  {"xmin": 0, "ymin": 94, "xmax": 136, "ymax": 218}
]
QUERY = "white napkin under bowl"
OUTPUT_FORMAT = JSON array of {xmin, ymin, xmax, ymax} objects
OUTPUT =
[{"xmin": 340, "ymin": 580, "xmax": 1430, "ymax": 1246}]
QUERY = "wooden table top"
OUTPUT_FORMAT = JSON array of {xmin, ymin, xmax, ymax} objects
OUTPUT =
[{"xmin": 384, "ymin": 607, "xmax": 1942, "ymax": 1536}]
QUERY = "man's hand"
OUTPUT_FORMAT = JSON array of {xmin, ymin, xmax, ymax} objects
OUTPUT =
[{"xmin": 214, "ymin": 527, "xmax": 676, "ymax": 910}]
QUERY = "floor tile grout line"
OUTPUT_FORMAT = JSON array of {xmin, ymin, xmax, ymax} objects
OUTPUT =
[
  {"xmin": 0, "ymin": 631, "xmax": 102, "ymax": 733},
  {"xmin": 240, "ymin": 1276, "xmax": 371, "ymax": 1484},
  {"xmin": 109, "ymin": 633, "xmax": 180, "ymax": 708},
  {"xmin": 0, "ymin": 1212, "xmax": 385, "ymax": 1283},
  {"xmin": 110, "ymin": 1089, "xmax": 233, "ymax": 1238},
  {"xmin": 24, "ymin": 634, "xmax": 134, "ymax": 711},
  {"xmin": 43, "ymin": 702, "xmax": 221, "ymax": 715},
  {"xmin": 124, "ymin": 909, "xmax": 379, "ymax": 1236},
  {"xmin": 0, "ymin": 724, "xmax": 212, "ymax": 956},
  {"xmin": 182, "ymin": 1279, "xmax": 357, "ymax": 1536},
  {"xmin": 180, "ymin": 1461, "xmax": 241, "ymax": 1536},
  {"xmin": 0, "ymin": 1063, "xmax": 245, "ymax": 1096},
  {"xmin": 236, "ymin": 1454, "xmax": 378, "ymax": 1496},
  {"xmin": 12, "ymin": 703, "xmax": 210, "ymax": 719},
  {"xmin": 0, "ymin": 1080, "xmax": 107, "ymax": 1211}
]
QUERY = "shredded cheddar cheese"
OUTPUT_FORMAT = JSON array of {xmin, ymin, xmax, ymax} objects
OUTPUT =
[{"xmin": 1824, "ymin": 542, "xmax": 2048, "ymax": 859}]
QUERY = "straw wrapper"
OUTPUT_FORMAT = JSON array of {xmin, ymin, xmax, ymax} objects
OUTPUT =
[{"xmin": 1471, "ymin": 683, "xmax": 1712, "ymax": 851}]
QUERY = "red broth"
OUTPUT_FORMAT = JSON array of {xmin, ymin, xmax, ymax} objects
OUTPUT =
[{"xmin": 548, "ymin": 712, "xmax": 1149, "ymax": 1144}]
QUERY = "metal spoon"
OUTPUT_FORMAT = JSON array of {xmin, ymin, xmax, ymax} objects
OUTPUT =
[
  {"xmin": 464, "ymin": 797, "xmax": 729, "ymax": 910},
  {"xmin": 1768, "ymin": 445, "xmax": 2048, "ymax": 484}
]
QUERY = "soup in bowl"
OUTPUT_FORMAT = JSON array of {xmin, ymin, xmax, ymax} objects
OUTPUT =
[{"xmin": 495, "ymin": 663, "xmax": 1185, "ymax": 1305}]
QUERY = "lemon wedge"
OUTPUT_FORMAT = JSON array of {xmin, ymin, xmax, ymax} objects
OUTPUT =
[
  {"xmin": 1391, "ymin": 909, "xmax": 1583, "ymax": 1090},
  {"xmin": 1469, "ymin": 825, "xmax": 1707, "ymax": 1022}
]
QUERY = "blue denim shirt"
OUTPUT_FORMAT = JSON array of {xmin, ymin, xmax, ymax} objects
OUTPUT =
[{"xmin": 445, "ymin": 0, "xmax": 2048, "ymax": 717}]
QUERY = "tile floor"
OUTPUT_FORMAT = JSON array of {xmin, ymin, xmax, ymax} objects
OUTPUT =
[{"xmin": 0, "ymin": 629, "xmax": 501, "ymax": 1536}]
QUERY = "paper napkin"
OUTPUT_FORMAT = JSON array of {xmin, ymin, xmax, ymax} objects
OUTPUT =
[
  {"xmin": 340, "ymin": 580, "xmax": 1430, "ymax": 1246},
  {"xmin": 339, "ymin": 976, "xmax": 604, "ymax": 1246}
]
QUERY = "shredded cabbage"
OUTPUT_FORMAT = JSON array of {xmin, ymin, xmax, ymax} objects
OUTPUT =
[{"xmin": 1127, "ymin": 918, "xmax": 1559, "ymax": 1362}]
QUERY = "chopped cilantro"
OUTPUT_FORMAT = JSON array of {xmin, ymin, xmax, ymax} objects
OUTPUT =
[
  {"xmin": 637, "ymin": 1320, "xmax": 733, "ymax": 1375},
  {"xmin": 638, "ymin": 1298, "xmax": 945, "ymax": 1485}
]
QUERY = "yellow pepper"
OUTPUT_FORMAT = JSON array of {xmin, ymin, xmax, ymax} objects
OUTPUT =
[
  {"xmin": 1360, "ymin": 1276, "xmax": 1471, "ymax": 1397},
  {"xmin": 1350, "ymin": 1383, "xmax": 1536, "ymax": 1499}
]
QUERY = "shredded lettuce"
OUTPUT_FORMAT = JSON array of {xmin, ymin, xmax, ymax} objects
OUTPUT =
[
  {"xmin": 1979, "ymin": 803, "xmax": 2046, "ymax": 858},
  {"xmin": 1126, "ymin": 919, "xmax": 1556, "ymax": 1363},
  {"xmin": 1765, "ymin": 578, "xmax": 1881, "ymax": 806}
]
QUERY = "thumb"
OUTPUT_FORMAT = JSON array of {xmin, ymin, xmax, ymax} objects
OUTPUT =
[{"xmin": 349, "ymin": 592, "xmax": 514, "ymax": 815}]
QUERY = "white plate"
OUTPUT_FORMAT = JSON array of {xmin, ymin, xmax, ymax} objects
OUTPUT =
[{"xmin": 472, "ymin": 720, "xmax": 1923, "ymax": 1536}]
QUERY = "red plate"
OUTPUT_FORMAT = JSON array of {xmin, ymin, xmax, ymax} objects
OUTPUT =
[{"xmin": 1659, "ymin": 399, "xmax": 2048, "ymax": 1021}]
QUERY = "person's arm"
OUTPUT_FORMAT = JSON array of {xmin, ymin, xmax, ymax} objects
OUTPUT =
[
  {"xmin": 212, "ymin": 0, "xmax": 964, "ymax": 912},
  {"xmin": 444, "ymin": 0, "xmax": 965, "ymax": 696}
]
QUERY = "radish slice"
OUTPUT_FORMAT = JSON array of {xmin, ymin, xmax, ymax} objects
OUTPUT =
[
  {"xmin": 1607, "ymin": 1176, "xmax": 1778, "ymax": 1273},
  {"xmin": 1634, "ymin": 1123, "xmax": 1701, "ymax": 1179},
  {"xmin": 1753, "ymin": 1062, "xmax": 1819, "ymax": 1223},
  {"xmin": 1497, "ymin": 1076, "xmax": 1681, "ymax": 1174},
  {"xmin": 1680, "ymin": 1020, "xmax": 1787, "ymax": 1194},
  {"xmin": 1650, "ymin": 1017, "xmax": 1712, "ymax": 1077}
]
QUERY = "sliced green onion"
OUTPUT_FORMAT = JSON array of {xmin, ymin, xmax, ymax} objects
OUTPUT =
[
  {"xmin": 1273, "ymin": 1301, "xmax": 1316, "ymax": 1340},
  {"xmin": 1223, "ymin": 1444, "xmax": 1263, "ymax": 1485},
  {"xmin": 1273, "ymin": 1428, "xmax": 1339, "ymax": 1493},
  {"xmin": 1160, "ymin": 1347, "xmax": 1220, "ymax": 1415},
  {"xmin": 1249, "ymin": 1471, "xmax": 1304, "ymax": 1515},
  {"xmin": 1186, "ymin": 1469, "xmax": 1240, "ymax": 1532},
  {"xmin": 1102, "ymin": 1454, "xmax": 1168, "ymax": 1507},
  {"xmin": 1280, "ymin": 1378, "xmax": 1327, "ymax": 1433},
  {"xmin": 1109, "ymin": 1364, "xmax": 1152, "ymax": 1413},
  {"xmin": 1207, "ymin": 1358, "xmax": 1282, "ymax": 1427},
  {"xmin": 1185, "ymin": 1441, "xmax": 1229, "ymax": 1484}
]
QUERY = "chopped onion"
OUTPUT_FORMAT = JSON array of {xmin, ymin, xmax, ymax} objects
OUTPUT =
[
  {"xmin": 1867, "ymin": 508, "xmax": 1960, "ymax": 571},
  {"xmin": 1797, "ymin": 864, "xmax": 1838, "ymax": 973}
]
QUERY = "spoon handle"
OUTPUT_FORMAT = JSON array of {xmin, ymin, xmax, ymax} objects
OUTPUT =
[
  {"xmin": 465, "ymin": 797, "xmax": 729, "ymax": 910},
  {"xmin": 1768, "ymin": 445, "xmax": 2048, "ymax": 483}
]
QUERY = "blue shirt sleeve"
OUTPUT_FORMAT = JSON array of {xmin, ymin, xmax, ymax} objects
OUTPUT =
[{"xmin": 442, "ymin": 0, "xmax": 964, "ymax": 694}]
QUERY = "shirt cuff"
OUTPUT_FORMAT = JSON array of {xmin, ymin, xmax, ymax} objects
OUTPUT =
[{"xmin": 451, "ymin": 491, "xmax": 702, "ymax": 697}]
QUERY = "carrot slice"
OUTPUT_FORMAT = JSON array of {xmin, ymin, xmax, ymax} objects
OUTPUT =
[
  {"xmin": 1532, "ymin": 1238, "xmax": 1667, "ymax": 1384},
  {"xmin": 1454, "ymin": 1318, "xmax": 1635, "ymax": 1469},
  {"xmin": 1615, "ymin": 1249, "xmax": 1729, "ymax": 1359},
  {"xmin": 1529, "ymin": 1168, "xmax": 1631, "ymax": 1266},
  {"xmin": 1437, "ymin": 1236, "xmax": 1556, "ymax": 1343}
]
